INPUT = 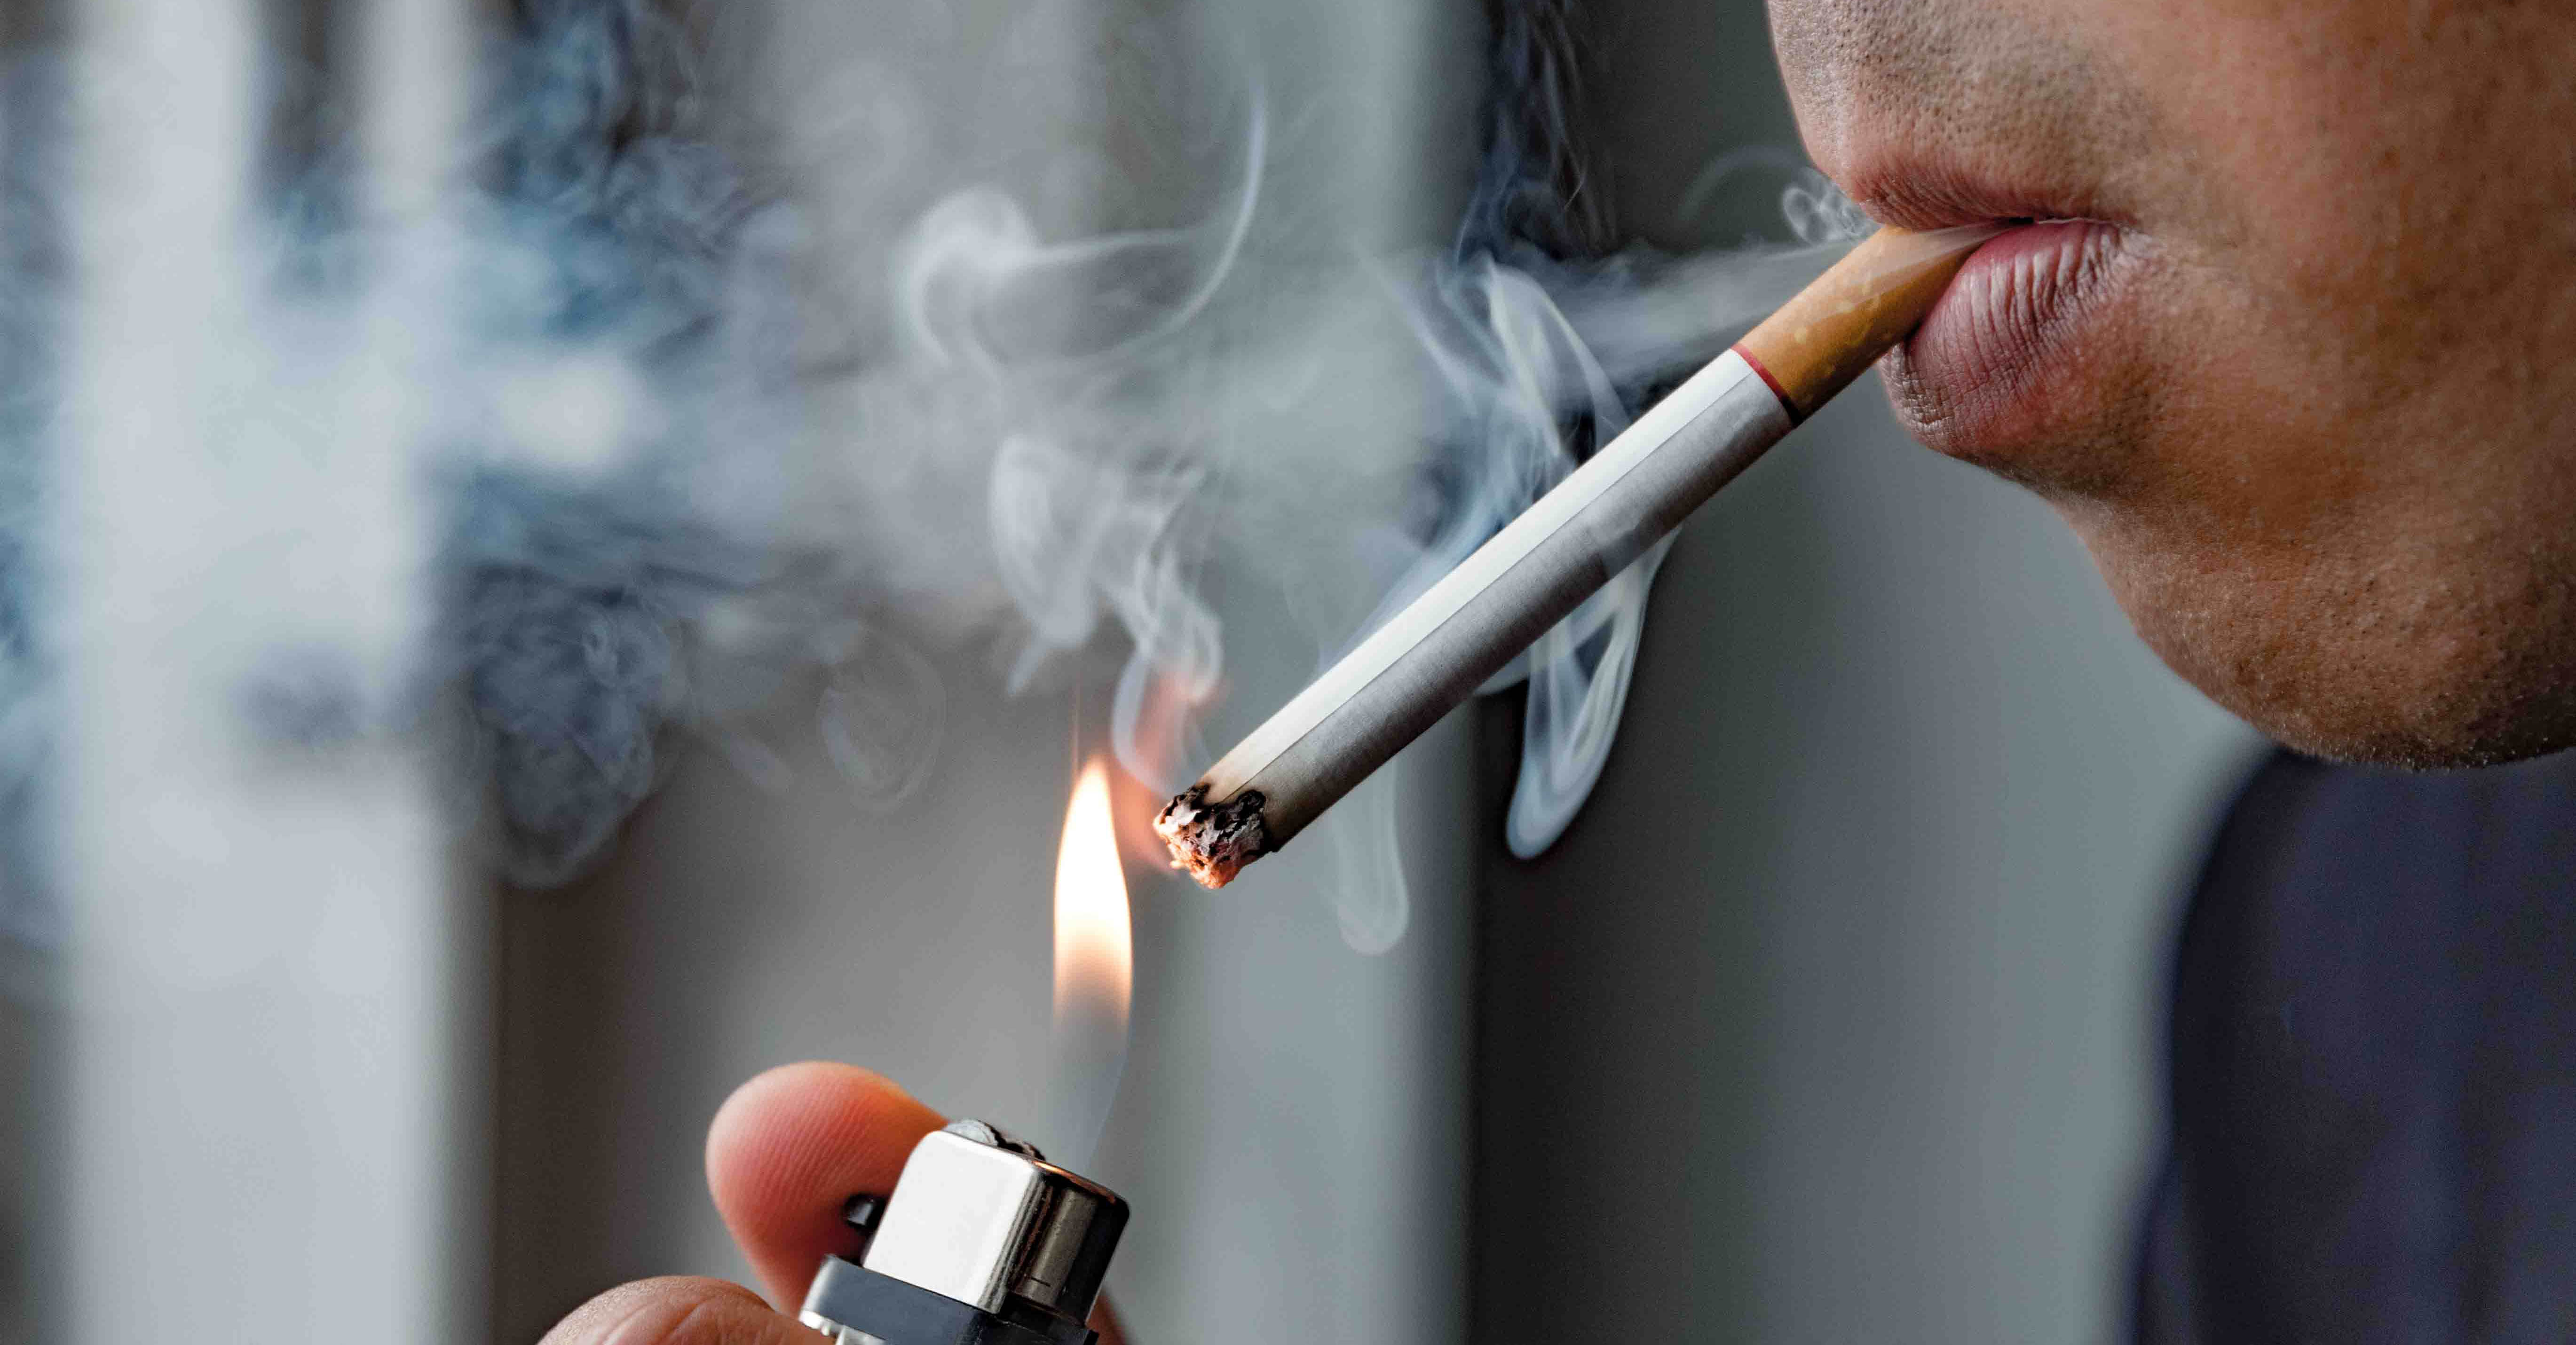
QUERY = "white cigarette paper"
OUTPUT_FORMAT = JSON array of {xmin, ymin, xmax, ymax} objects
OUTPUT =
[{"xmin": 1159, "ymin": 351, "xmax": 1790, "ymax": 885}]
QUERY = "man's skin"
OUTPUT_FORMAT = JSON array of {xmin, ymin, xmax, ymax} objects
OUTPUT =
[
  {"xmin": 548, "ymin": 2, "xmax": 2576, "ymax": 1338},
  {"xmin": 1773, "ymin": 0, "xmax": 2576, "ymax": 766}
]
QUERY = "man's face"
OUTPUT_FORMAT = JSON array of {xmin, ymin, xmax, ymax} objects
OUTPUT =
[{"xmin": 1769, "ymin": 0, "xmax": 2576, "ymax": 765}]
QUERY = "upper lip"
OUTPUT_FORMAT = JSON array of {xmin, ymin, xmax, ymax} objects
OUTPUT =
[{"xmin": 1824, "ymin": 149, "xmax": 2127, "ymax": 236}]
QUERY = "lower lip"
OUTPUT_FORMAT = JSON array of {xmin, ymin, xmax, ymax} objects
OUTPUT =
[{"xmin": 1895, "ymin": 219, "xmax": 2126, "ymax": 431}]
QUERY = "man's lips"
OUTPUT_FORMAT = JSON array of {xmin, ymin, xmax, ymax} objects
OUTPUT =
[{"xmin": 1881, "ymin": 218, "xmax": 2133, "ymax": 465}]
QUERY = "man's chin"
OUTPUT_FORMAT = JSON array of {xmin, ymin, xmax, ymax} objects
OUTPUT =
[
  {"xmin": 2246, "ymin": 703, "xmax": 2576, "ymax": 773},
  {"xmin": 2076, "ymin": 527, "xmax": 2576, "ymax": 771},
  {"xmin": 2144, "ymin": 618, "xmax": 2576, "ymax": 770}
]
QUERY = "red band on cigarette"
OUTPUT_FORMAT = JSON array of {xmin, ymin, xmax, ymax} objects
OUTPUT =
[{"xmin": 1731, "ymin": 343, "xmax": 1801, "ymax": 425}]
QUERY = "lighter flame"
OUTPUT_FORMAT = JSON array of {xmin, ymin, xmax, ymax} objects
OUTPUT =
[{"xmin": 1053, "ymin": 758, "xmax": 1132, "ymax": 1024}]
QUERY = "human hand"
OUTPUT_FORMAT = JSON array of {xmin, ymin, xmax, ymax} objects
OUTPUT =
[{"xmin": 538, "ymin": 1062, "xmax": 1128, "ymax": 1345}]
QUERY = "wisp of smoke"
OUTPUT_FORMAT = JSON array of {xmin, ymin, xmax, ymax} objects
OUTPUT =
[
  {"xmin": 0, "ymin": 0, "xmax": 1867, "ymax": 953},
  {"xmin": 1306, "ymin": 0, "xmax": 1866, "ymax": 945}
]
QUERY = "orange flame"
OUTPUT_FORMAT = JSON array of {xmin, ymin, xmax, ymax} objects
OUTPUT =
[{"xmin": 1053, "ymin": 758, "xmax": 1132, "ymax": 1027}]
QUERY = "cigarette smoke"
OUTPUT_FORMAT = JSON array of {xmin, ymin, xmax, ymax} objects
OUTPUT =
[
  {"xmin": 1316, "ymin": 0, "xmax": 1863, "ymax": 943},
  {"xmin": 0, "ymin": 0, "xmax": 1865, "ymax": 952}
]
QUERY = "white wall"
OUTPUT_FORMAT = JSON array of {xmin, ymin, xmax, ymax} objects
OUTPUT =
[{"xmin": 58, "ymin": 0, "xmax": 492, "ymax": 1339}]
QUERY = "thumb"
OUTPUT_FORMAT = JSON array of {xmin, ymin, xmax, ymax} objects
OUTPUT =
[{"xmin": 537, "ymin": 1277, "xmax": 812, "ymax": 1345}]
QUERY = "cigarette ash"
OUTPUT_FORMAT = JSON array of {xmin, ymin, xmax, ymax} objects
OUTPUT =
[{"xmin": 1150, "ymin": 784, "xmax": 1267, "ymax": 890}]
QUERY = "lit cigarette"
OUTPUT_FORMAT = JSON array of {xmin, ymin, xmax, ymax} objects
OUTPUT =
[{"xmin": 1154, "ymin": 225, "xmax": 2001, "ymax": 888}]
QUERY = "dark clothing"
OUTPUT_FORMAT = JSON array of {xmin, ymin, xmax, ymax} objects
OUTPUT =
[{"xmin": 2135, "ymin": 748, "xmax": 2576, "ymax": 1343}]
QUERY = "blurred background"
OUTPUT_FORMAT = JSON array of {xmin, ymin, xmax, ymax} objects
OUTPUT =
[{"xmin": 0, "ymin": 0, "xmax": 2252, "ymax": 1343}]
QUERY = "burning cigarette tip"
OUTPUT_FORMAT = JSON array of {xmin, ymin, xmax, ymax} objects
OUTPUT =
[{"xmin": 1152, "ymin": 784, "xmax": 1270, "ymax": 889}]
